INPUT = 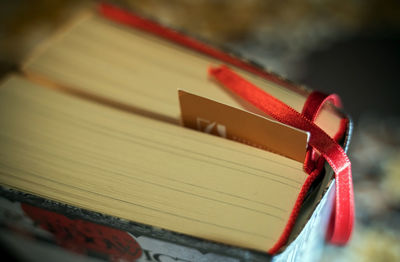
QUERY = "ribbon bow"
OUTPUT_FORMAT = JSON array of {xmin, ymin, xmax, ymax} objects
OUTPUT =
[{"xmin": 209, "ymin": 65, "xmax": 354, "ymax": 253}]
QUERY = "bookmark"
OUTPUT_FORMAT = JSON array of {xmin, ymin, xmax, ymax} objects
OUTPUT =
[{"xmin": 209, "ymin": 65, "xmax": 354, "ymax": 253}]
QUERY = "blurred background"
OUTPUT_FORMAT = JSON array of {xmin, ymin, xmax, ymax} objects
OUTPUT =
[{"xmin": 1, "ymin": 0, "xmax": 400, "ymax": 261}]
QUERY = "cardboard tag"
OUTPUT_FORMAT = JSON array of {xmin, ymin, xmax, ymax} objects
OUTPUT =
[{"xmin": 178, "ymin": 90, "xmax": 309, "ymax": 162}]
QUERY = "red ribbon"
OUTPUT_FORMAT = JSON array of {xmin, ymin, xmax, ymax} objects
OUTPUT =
[
  {"xmin": 209, "ymin": 65, "xmax": 354, "ymax": 249},
  {"xmin": 99, "ymin": 2, "xmax": 353, "ymax": 253}
]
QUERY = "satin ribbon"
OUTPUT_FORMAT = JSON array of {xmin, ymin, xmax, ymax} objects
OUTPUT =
[
  {"xmin": 99, "ymin": 2, "xmax": 354, "ymax": 252},
  {"xmin": 209, "ymin": 65, "xmax": 354, "ymax": 247}
]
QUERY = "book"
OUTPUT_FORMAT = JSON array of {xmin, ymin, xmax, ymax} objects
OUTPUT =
[
  {"xmin": 0, "ymin": 3, "xmax": 353, "ymax": 262},
  {"xmin": 22, "ymin": 7, "xmax": 342, "ymax": 139}
]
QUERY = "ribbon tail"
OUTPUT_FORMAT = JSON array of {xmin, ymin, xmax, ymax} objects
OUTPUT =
[{"xmin": 328, "ymin": 165, "xmax": 354, "ymax": 244}]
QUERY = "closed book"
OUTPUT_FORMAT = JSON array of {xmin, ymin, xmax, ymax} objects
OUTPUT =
[{"xmin": 0, "ymin": 3, "xmax": 353, "ymax": 262}]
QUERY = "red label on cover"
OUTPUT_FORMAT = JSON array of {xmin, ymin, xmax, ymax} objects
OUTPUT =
[{"xmin": 21, "ymin": 204, "xmax": 142, "ymax": 261}]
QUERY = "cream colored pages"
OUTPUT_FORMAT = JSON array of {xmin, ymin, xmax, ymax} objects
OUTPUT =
[
  {"xmin": 0, "ymin": 76, "xmax": 307, "ymax": 251},
  {"xmin": 23, "ymin": 13, "xmax": 342, "ymax": 138}
]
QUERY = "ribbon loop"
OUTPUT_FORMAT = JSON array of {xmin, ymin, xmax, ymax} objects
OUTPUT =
[{"xmin": 209, "ymin": 65, "xmax": 354, "ymax": 251}]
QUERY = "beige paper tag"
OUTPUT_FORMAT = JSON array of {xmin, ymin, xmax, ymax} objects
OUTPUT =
[{"xmin": 178, "ymin": 90, "xmax": 309, "ymax": 162}]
